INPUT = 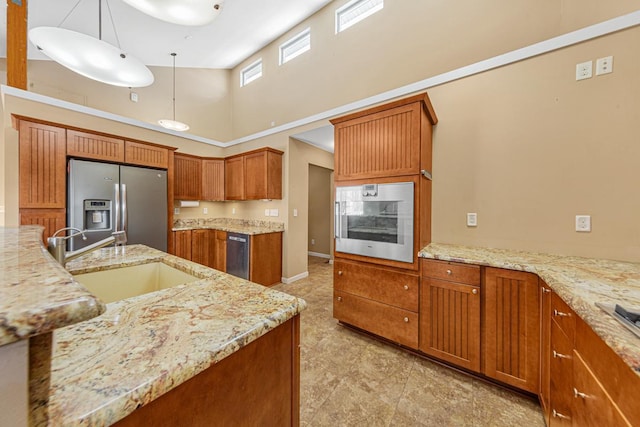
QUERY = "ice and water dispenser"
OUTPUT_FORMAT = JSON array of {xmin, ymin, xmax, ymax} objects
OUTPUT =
[{"xmin": 83, "ymin": 200, "xmax": 112, "ymax": 231}]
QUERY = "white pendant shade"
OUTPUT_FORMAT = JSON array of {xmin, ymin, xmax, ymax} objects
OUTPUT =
[
  {"xmin": 158, "ymin": 119, "xmax": 190, "ymax": 132},
  {"xmin": 122, "ymin": 0, "xmax": 225, "ymax": 26},
  {"xmin": 29, "ymin": 27, "xmax": 154, "ymax": 88}
]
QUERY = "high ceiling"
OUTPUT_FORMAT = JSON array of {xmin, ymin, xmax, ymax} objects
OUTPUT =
[{"xmin": 0, "ymin": 0, "xmax": 335, "ymax": 69}]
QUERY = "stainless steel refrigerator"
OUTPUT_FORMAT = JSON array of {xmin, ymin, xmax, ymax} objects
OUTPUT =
[{"xmin": 68, "ymin": 159, "xmax": 168, "ymax": 251}]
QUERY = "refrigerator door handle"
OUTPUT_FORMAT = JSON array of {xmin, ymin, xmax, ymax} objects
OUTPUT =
[
  {"xmin": 122, "ymin": 183, "xmax": 128, "ymax": 234},
  {"xmin": 114, "ymin": 183, "xmax": 121, "ymax": 232}
]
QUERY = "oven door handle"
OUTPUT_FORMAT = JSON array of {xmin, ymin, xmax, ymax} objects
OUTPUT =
[{"xmin": 334, "ymin": 201, "xmax": 341, "ymax": 239}]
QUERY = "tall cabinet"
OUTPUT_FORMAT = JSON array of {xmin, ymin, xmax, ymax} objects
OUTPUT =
[{"xmin": 331, "ymin": 93, "xmax": 438, "ymax": 348}]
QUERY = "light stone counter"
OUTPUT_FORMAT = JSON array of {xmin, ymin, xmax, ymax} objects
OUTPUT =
[
  {"xmin": 40, "ymin": 244, "xmax": 306, "ymax": 426},
  {"xmin": 172, "ymin": 217, "xmax": 285, "ymax": 235},
  {"xmin": 0, "ymin": 226, "xmax": 105, "ymax": 347},
  {"xmin": 419, "ymin": 243, "xmax": 640, "ymax": 376}
]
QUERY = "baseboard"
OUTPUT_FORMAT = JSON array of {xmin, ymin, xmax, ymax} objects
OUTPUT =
[
  {"xmin": 281, "ymin": 271, "xmax": 309, "ymax": 284},
  {"xmin": 308, "ymin": 251, "xmax": 330, "ymax": 259}
]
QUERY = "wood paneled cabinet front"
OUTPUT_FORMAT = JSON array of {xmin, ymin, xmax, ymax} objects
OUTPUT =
[
  {"xmin": 202, "ymin": 158, "xmax": 225, "ymax": 201},
  {"xmin": 173, "ymin": 230, "xmax": 192, "ymax": 261},
  {"xmin": 482, "ymin": 267, "xmax": 540, "ymax": 394},
  {"xmin": 174, "ymin": 153, "xmax": 203, "ymax": 200},
  {"xmin": 225, "ymin": 148, "xmax": 283, "ymax": 201},
  {"xmin": 333, "ymin": 259, "xmax": 419, "ymax": 348},
  {"xmin": 214, "ymin": 230, "xmax": 227, "ymax": 272},
  {"xmin": 420, "ymin": 259, "xmax": 481, "ymax": 372},
  {"xmin": 66, "ymin": 129, "xmax": 125, "ymax": 163}
]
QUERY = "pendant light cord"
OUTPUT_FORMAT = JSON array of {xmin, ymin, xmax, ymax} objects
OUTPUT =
[
  {"xmin": 57, "ymin": 0, "xmax": 122, "ymax": 49},
  {"xmin": 171, "ymin": 53, "xmax": 177, "ymax": 121}
]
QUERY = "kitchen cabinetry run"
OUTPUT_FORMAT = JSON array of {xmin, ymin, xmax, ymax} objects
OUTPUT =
[
  {"xmin": 420, "ymin": 259, "xmax": 481, "ymax": 372},
  {"xmin": 174, "ymin": 153, "xmax": 202, "ymax": 201},
  {"xmin": 483, "ymin": 267, "xmax": 540, "ymax": 394},
  {"xmin": 333, "ymin": 259, "xmax": 419, "ymax": 348},
  {"xmin": 225, "ymin": 148, "xmax": 283, "ymax": 201}
]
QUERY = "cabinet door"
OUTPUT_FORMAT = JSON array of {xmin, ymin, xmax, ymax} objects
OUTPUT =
[
  {"xmin": 19, "ymin": 209, "xmax": 66, "ymax": 244},
  {"xmin": 173, "ymin": 230, "xmax": 192, "ymax": 260},
  {"xmin": 125, "ymin": 141, "xmax": 169, "ymax": 169},
  {"xmin": 174, "ymin": 154, "xmax": 202, "ymax": 200},
  {"xmin": 214, "ymin": 230, "xmax": 227, "ymax": 272},
  {"xmin": 202, "ymin": 159, "xmax": 225, "ymax": 201},
  {"xmin": 224, "ymin": 156, "xmax": 245, "ymax": 200},
  {"xmin": 539, "ymin": 282, "xmax": 553, "ymax": 425},
  {"xmin": 483, "ymin": 267, "xmax": 540, "ymax": 393},
  {"xmin": 419, "ymin": 278, "xmax": 481, "ymax": 372},
  {"xmin": 191, "ymin": 229, "xmax": 210, "ymax": 267},
  {"xmin": 249, "ymin": 232, "xmax": 282, "ymax": 286},
  {"xmin": 19, "ymin": 120, "xmax": 67, "ymax": 208},
  {"xmin": 244, "ymin": 150, "xmax": 282, "ymax": 200},
  {"xmin": 67, "ymin": 130, "xmax": 125, "ymax": 162}
]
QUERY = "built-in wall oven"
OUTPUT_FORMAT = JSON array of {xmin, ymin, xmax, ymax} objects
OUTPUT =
[{"xmin": 335, "ymin": 181, "xmax": 414, "ymax": 263}]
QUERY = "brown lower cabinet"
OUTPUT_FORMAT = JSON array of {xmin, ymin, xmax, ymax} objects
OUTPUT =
[
  {"xmin": 171, "ymin": 229, "xmax": 282, "ymax": 286},
  {"xmin": 114, "ymin": 315, "xmax": 300, "ymax": 427}
]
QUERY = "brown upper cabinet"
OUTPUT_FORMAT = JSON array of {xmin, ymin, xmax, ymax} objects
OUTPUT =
[
  {"xmin": 225, "ymin": 147, "xmax": 283, "ymax": 201},
  {"xmin": 202, "ymin": 158, "xmax": 225, "ymax": 202},
  {"xmin": 174, "ymin": 153, "xmax": 202, "ymax": 200},
  {"xmin": 330, "ymin": 93, "xmax": 437, "ymax": 181},
  {"xmin": 124, "ymin": 140, "xmax": 170, "ymax": 169},
  {"xmin": 67, "ymin": 129, "xmax": 125, "ymax": 163}
]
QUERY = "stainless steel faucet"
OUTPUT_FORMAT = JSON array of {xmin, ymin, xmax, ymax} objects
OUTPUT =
[{"xmin": 47, "ymin": 227, "xmax": 127, "ymax": 266}]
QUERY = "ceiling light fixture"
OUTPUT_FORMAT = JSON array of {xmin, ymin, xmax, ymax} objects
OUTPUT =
[
  {"xmin": 158, "ymin": 53, "xmax": 190, "ymax": 132},
  {"xmin": 121, "ymin": 0, "xmax": 225, "ymax": 26},
  {"xmin": 28, "ymin": 0, "xmax": 153, "ymax": 88}
]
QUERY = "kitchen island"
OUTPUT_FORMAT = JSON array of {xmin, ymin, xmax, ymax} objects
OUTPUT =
[{"xmin": 0, "ymin": 226, "xmax": 305, "ymax": 426}]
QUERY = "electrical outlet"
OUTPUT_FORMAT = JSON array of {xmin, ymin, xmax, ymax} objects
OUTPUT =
[
  {"xmin": 232, "ymin": 208, "xmax": 236, "ymax": 215},
  {"xmin": 265, "ymin": 209, "xmax": 270, "ymax": 217},
  {"xmin": 575, "ymin": 215, "xmax": 591, "ymax": 232},
  {"xmin": 130, "ymin": 92, "xmax": 138, "ymax": 102},
  {"xmin": 576, "ymin": 61, "xmax": 593, "ymax": 81},
  {"xmin": 311, "ymin": 239, "xmax": 315, "ymax": 245},
  {"xmin": 293, "ymin": 208, "xmax": 298, "ymax": 217},
  {"xmin": 203, "ymin": 207, "xmax": 208, "ymax": 214},
  {"xmin": 174, "ymin": 207, "xmax": 180, "ymax": 215},
  {"xmin": 467, "ymin": 213, "xmax": 477, "ymax": 227},
  {"xmin": 270, "ymin": 209, "xmax": 279, "ymax": 217},
  {"xmin": 596, "ymin": 56, "xmax": 613, "ymax": 75}
]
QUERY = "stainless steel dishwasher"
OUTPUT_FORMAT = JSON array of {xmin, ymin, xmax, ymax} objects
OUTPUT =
[{"xmin": 226, "ymin": 232, "xmax": 250, "ymax": 280}]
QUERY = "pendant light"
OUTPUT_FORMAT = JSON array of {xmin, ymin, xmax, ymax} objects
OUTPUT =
[
  {"xmin": 121, "ymin": 0, "xmax": 225, "ymax": 26},
  {"xmin": 28, "ymin": 0, "xmax": 154, "ymax": 88},
  {"xmin": 158, "ymin": 53, "xmax": 190, "ymax": 132}
]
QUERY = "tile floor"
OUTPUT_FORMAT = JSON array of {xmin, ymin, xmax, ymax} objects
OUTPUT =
[{"xmin": 273, "ymin": 256, "xmax": 546, "ymax": 427}]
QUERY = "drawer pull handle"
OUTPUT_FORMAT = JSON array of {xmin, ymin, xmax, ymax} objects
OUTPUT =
[
  {"xmin": 552, "ymin": 410, "xmax": 570, "ymax": 420},
  {"xmin": 553, "ymin": 350, "xmax": 571, "ymax": 360},
  {"xmin": 542, "ymin": 288, "xmax": 552, "ymax": 294},
  {"xmin": 472, "ymin": 289, "xmax": 478, "ymax": 295},
  {"xmin": 337, "ymin": 296, "xmax": 342, "ymax": 302},
  {"xmin": 403, "ymin": 285, "xmax": 409, "ymax": 290},
  {"xmin": 554, "ymin": 309, "xmax": 571, "ymax": 317},
  {"xmin": 446, "ymin": 269, "xmax": 452, "ymax": 275},
  {"xmin": 338, "ymin": 271, "xmax": 343, "ymax": 276},
  {"xmin": 573, "ymin": 388, "xmax": 588, "ymax": 399},
  {"xmin": 403, "ymin": 317, "xmax": 409, "ymax": 323}
]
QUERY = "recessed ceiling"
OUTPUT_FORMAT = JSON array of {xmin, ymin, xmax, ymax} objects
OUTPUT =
[{"xmin": 0, "ymin": 0, "xmax": 334, "ymax": 69}]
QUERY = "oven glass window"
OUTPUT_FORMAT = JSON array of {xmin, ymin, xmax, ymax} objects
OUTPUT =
[{"xmin": 343, "ymin": 200, "xmax": 401, "ymax": 244}]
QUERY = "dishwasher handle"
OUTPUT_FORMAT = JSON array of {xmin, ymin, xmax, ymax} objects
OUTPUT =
[{"xmin": 228, "ymin": 235, "xmax": 247, "ymax": 243}]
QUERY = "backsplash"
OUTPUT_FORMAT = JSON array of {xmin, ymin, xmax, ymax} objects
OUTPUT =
[{"xmin": 173, "ymin": 217, "xmax": 285, "ymax": 232}]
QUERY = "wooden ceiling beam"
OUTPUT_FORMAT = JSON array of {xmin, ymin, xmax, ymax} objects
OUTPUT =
[{"xmin": 7, "ymin": 0, "xmax": 28, "ymax": 90}]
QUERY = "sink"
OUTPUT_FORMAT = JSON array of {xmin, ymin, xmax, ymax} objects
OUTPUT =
[{"xmin": 73, "ymin": 262, "xmax": 200, "ymax": 303}]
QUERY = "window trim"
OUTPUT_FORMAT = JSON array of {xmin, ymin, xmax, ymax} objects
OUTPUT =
[
  {"xmin": 240, "ymin": 59, "xmax": 263, "ymax": 87},
  {"xmin": 335, "ymin": 0, "xmax": 384, "ymax": 34},
  {"xmin": 279, "ymin": 28, "xmax": 311, "ymax": 65}
]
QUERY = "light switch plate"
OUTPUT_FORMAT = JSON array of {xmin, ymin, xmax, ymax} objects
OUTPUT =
[
  {"xmin": 265, "ymin": 209, "xmax": 270, "ymax": 217},
  {"xmin": 270, "ymin": 209, "xmax": 279, "ymax": 217},
  {"xmin": 293, "ymin": 208, "xmax": 298, "ymax": 217}
]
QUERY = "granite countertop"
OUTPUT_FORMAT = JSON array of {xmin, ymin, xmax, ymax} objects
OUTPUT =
[
  {"xmin": 419, "ymin": 243, "xmax": 640, "ymax": 376},
  {"xmin": 172, "ymin": 217, "xmax": 285, "ymax": 235},
  {"xmin": 42, "ymin": 244, "xmax": 306, "ymax": 426},
  {"xmin": 0, "ymin": 226, "xmax": 105, "ymax": 347}
]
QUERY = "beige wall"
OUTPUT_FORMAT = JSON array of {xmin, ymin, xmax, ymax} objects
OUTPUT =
[{"xmin": 308, "ymin": 164, "xmax": 332, "ymax": 256}]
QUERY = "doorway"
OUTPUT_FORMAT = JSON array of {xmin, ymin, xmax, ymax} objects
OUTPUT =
[{"xmin": 307, "ymin": 164, "xmax": 332, "ymax": 259}]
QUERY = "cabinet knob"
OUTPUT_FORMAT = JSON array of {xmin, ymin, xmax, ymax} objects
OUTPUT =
[
  {"xmin": 446, "ymin": 269, "xmax": 452, "ymax": 275},
  {"xmin": 542, "ymin": 287, "xmax": 552, "ymax": 294},
  {"xmin": 472, "ymin": 289, "xmax": 478, "ymax": 295},
  {"xmin": 573, "ymin": 388, "xmax": 588, "ymax": 399},
  {"xmin": 552, "ymin": 410, "xmax": 570, "ymax": 420},
  {"xmin": 337, "ymin": 296, "xmax": 342, "ymax": 302},
  {"xmin": 403, "ymin": 285, "xmax": 409, "ymax": 290},
  {"xmin": 553, "ymin": 309, "xmax": 571, "ymax": 318},
  {"xmin": 552, "ymin": 350, "xmax": 571, "ymax": 360},
  {"xmin": 403, "ymin": 317, "xmax": 409, "ymax": 323},
  {"xmin": 338, "ymin": 271, "xmax": 343, "ymax": 276}
]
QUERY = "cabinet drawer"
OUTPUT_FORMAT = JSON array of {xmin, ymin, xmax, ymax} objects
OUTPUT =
[
  {"xmin": 551, "ymin": 293, "xmax": 576, "ymax": 342},
  {"xmin": 549, "ymin": 320, "xmax": 573, "ymax": 424},
  {"xmin": 334, "ymin": 260, "xmax": 418, "ymax": 311},
  {"xmin": 334, "ymin": 291, "xmax": 418, "ymax": 349},
  {"xmin": 421, "ymin": 259, "xmax": 480, "ymax": 285}
]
